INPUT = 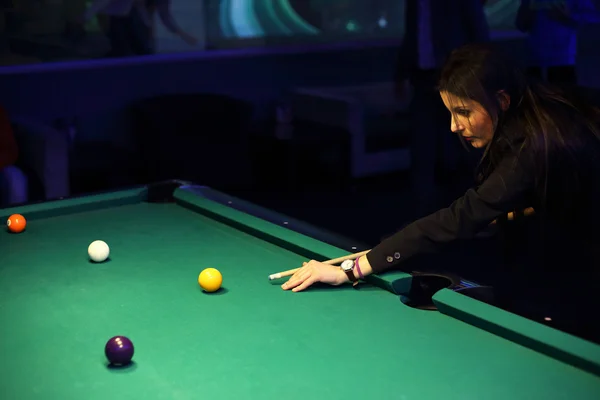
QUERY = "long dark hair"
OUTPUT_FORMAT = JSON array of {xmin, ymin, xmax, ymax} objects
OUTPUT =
[{"xmin": 438, "ymin": 44, "xmax": 600, "ymax": 229}]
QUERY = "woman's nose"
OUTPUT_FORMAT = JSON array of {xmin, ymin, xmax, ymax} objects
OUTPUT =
[{"xmin": 450, "ymin": 118, "xmax": 462, "ymax": 133}]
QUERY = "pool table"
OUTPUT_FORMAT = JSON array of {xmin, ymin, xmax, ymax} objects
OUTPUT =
[{"xmin": 1, "ymin": 181, "xmax": 600, "ymax": 400}]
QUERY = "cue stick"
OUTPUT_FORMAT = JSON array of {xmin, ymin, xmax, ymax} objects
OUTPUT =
[
  {"xmin": 268, "ymin": 250, "xmax": 370, "ymax": 280},
  {"xmin": 268, "ymin": 207, "xmax": 535, "ymax": 280}
]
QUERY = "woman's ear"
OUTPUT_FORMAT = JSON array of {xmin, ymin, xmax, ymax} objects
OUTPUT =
[{"xmin": 497, "ymin": 90, "xmax": 511, "ymax": 111}]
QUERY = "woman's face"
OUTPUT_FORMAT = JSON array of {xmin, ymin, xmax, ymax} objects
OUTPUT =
[{"xmin": 439, "ymin": 91, "xmax": 495, "ymax": 149}]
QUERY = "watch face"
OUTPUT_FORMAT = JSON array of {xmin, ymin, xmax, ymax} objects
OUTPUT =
[{"xmin": 341, "ymin": 259, "xmax": 354, "ymax": 271}]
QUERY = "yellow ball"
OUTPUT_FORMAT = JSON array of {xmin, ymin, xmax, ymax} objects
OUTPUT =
[{"xmin": 198, "ymin": 268, "xmax": 222, "ymax": 292}]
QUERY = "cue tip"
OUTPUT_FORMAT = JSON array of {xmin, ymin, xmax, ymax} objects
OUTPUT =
[{"xmin": 268, "ymin": 273, "xmax": 281, "ymax": 280}]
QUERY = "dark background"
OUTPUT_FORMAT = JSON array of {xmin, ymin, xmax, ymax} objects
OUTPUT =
[{"xmin": 2, "ymin": 0, "xmax": 600, "ymax": 286}]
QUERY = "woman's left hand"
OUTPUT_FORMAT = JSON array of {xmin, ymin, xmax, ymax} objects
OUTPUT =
[{"xmin": 281, "ymin": 260, "xmax": 349, "ymax": 292}]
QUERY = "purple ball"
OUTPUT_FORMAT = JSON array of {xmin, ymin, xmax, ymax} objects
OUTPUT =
[{"xmin": 105, "ymin": 336, "xmax": 134, "ymax": 365}]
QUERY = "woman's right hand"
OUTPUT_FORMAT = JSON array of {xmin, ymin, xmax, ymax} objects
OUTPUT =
[{"xmin": 281, "ymin": 260, "xmax": 349, "ymax": 292}]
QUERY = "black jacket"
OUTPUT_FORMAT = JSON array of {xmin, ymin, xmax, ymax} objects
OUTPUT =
[
  {"xmin": 367, "ymin": 152, "xmax": 534, "ymax": 271},
  {"xmin": 366, "ymin": 148, "xmax": 600, "ymax": 284}
]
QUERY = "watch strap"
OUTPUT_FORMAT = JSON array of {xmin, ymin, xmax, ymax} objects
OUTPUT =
[
  {"xmin": 344, "ymin": 269, "xmax": 358, "ymax": 286},
  {"xmin": 342, "ymin": 260, "xmax": 359, "ymax": 287}
]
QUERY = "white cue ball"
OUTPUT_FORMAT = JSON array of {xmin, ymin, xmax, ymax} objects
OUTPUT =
[{"xmin": 88, "ymin": 240, "xmax": 110, "ymax": 262}]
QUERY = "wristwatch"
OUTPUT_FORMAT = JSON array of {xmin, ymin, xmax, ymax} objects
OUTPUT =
[{"xmin": 341, "ymin": 259, "xmax": 359, "ymax": 287}]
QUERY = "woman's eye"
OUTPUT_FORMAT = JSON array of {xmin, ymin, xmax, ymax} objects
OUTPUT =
[{"xmin": 457, "ymin": 109, "xmax": 470, "ymax": 117}]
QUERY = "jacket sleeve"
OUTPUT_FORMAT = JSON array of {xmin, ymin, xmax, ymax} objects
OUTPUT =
[
  {"xmin": 366, "ymin": 153, "xmax": 535, "ymax": 273},
  {"xmin": 0, "ymin": 106, "xmax": 18, "ymax": 170}
]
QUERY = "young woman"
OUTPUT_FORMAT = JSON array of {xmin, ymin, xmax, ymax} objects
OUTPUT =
[{"xmin": 282, "ymin": 43, "xmax": 600, "ymax": 334}]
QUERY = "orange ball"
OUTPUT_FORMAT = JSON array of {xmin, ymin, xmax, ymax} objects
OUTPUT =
[
  {"xmin": 198, "ymin": 268, "xmax": 223, "ymax": 293},
  {"xmin": 7, "ymin": 214, "xmax": 26, "ymax": 233}
]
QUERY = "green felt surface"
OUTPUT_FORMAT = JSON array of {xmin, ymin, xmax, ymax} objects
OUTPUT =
[
  {"xmin": 1, "ymin": 187, "xmax": 600, "ymax": 399},
  {"xmin": 433, "ymin": 289, "xmax": 600, "ymax": 376}
]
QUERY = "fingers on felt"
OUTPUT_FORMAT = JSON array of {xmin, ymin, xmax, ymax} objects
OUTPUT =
[
  {"xmin": 283, "ymin": 270, "xmax": 315, "ymax": 291},
  {"xmin": 290, "ymin": 267, "xmax": 320, "ymax": 292},
  {"xmin": 282, "ymin": 274, "xmax": 306, "ymax": 290},
  {"xmin": 281, "ymin": 272, "xmax": 303, "ymax": 290},
  {"xmin": 290, "ymin": 269, "xmax": 310, "ymax": 285},
  {"xmin": 291, "ymin": 275, "xmax": 317, "ymax": 292},
  {"xmin": 281, "ymin": 260, "xmax": 316, "ymax": 291}
]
